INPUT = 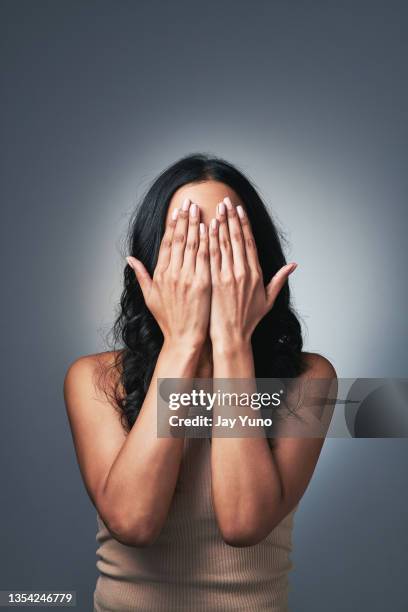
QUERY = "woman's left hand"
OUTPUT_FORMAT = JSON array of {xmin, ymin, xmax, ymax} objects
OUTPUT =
[{"xmin": 208, "ymin": 196, "xmax": 297, "ymax": 353}]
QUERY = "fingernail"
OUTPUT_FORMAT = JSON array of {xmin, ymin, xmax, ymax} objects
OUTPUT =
[
  {"xmin": 288, "ymin": 262, "xmax": 298, "ymax": 272},
  {"xmin": 200, "ymin": 222, "xmax": 206, "ymax": 236},
  {"xmin": 126, "ymin": 256, "xmax": 136, "ymax": 269},
  {"xmin": 182, "ymin": 198, "xmax": 190, "ymax": 211},
  {"xmin": 237, "ymin": 205, "xmax": 245, "ymax": 219},
  {"xmin": 172, "ymin": 207, "xmax": 179, "ymax": 221},
  {"xmin": 211, "ymin": 218, "xmax": 217, "ymax": 230},
  {"xmin": 218, "ymin": 202, "xmax": 225, "ymax": 215},
  {"xmin": 190, "ymin": 203, "xmax": 197, "ymax": 217},
  {"xmin": 224, "ymin": 196, "xmax": 233, "ymax": 209}
]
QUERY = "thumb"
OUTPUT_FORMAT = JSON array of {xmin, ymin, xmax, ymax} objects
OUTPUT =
[
  {"xmin": 265, "ymin": 263, "xmax": 297, "ymax": 311},
  {"xmin": 126, "ymin": 256, "xmax": 152, "ymax": 299}
]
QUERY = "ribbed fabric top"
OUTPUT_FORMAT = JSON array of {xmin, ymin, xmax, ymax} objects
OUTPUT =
[{"xmin": 93, "ymin": 436, "xmax": 298, "ymax": 611}]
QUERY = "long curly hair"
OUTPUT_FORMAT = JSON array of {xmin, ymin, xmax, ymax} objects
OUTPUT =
[{"xmin": 102, "ymin": 153, "xmax": 308, "ymax": 431}]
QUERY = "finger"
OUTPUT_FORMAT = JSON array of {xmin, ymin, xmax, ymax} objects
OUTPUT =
[
  {"xmin": 155, "ymin": 208, "xmax": 178, "ymax": 273},
  {"xmin": 209, "ymin": 218, "xmax": 221, "ymax": 280},
  {"xmin": 182, "ymin": 202, "xmax": 200, "ymax": 270},
  {"xmin": 126, "ymin": 256, "xmax": 153, "ymax": 301},
  {"xmin": 223, "ymin": 196, "xmax": 246, "ymax": 272},
  {"xmin": 195, "ymin": 222, "xmax": 210, "ymax": 280},
  {"xmin": 265, "ymin": 263, "xmax": 298, "ymax": 311},
  {"xmin": 170, "ymin": 197, "xmax": 190, "ymax": 271},
  {"xmin": 235, "ymin": 204, "xmax": 262, "ymax": 275},
  {"xmin": 216, "ymin": 201, "xmax": 233, "ymax": 274}
]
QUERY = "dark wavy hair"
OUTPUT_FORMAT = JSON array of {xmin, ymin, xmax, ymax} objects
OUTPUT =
[{"xmin": 102, "ymin": 153, "xmax": 308, "ymax": 431}]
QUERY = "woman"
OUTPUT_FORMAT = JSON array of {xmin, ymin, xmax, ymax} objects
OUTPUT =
[{"xmin": 64, "ymin": 153, "xmax": 337, "ymax": 611}]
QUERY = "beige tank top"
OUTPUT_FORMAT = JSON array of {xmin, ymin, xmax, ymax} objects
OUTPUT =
[{"xmin": 93, "ymin": 436, "xmax": 299, "ymax": 611}]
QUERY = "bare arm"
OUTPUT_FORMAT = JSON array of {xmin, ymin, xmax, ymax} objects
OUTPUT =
[
  {"xmin": 64, "ymin": 342, "xmax": 201, "ymax": 547},
  {"xmin": 208, "ymin": 196, "xmax": 337, "ymax": 547},
  {"xmin": 64, "ymin": 198, "xmax": 210, "ymax": 547},
  {"xmin": 211, "ymin": 344, "xmax": 336, "ymax": 547}
]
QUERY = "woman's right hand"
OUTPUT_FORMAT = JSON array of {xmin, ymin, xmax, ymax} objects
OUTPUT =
[{"xmin": 126, "ymin": 198, "xmax": 211, "ymax": 350}]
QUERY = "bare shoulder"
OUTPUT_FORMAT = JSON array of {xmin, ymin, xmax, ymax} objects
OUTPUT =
[
  {"xmin": 300, "ymin": 351, "xmax": 337, "ymax": 379},
  {"xmin": 63, "ymin": 349, "xmax": 124, "ymax": 403}
]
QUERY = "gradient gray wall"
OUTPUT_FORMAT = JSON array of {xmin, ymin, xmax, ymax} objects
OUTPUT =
[{"xmin": 1, "ymin": 1, "xmax": 407, "ymax": 610}]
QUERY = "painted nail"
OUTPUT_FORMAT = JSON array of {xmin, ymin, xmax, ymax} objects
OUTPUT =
[
  {"xmin": 211, "ymin": 218, "xmax": 217, "ymax": 230},
  {"xmin": 172, "ymin": 207, "xmax": 179, "ymax": 221},
  {"xmin": 200, "ymin": 222, "xmax": 206, "ymax": 236},
  {"xmin": 182, "ymin": 197, "xmax": 190, "ymax": 211},
  {"xmin": 237, "ymin": 205, "xmax": 245, "ymax": 219},
  {"xmin": 223, "ymin": 196, "xmax": 233, "ymax": 209},
  {"xmin": 218, "ymin": 202, "xmax": 226, "ymax": 215},
  {"xmin": 190, "ymin": 203, "xmax": 197, "ymax": 217}
]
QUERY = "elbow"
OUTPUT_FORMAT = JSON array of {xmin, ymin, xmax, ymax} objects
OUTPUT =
[
  {"xmin": 104, "ymin": 511, "xmax": 160, "ymax": 548},
  {"xmin": 219, "ymin": 521, "xmax": 274, "ymax": 548}
]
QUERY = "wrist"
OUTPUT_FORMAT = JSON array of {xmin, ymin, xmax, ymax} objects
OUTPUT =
[
  {"xmin": 211, "ymin": 335, "xmax": 252, "ymax": 358},
  {"xmin": 162, "ymin": 335, "xmax": 204, "ymax": 355},
  {"xmin": 160, "ymin": 338, "xmax": 203, "ymax": 378},
  {"xmin": 212, "ymin": 337, "xmax": 255, "ymax": 378}
]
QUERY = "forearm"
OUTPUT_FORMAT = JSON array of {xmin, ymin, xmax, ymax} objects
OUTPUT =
[
  {"xmin": 211, "ymin": 340, "xmax": 283, "ymax": 546},
  {"xmin": 99, "ymin": 339, "xmax": 201, "ymax": 545}
]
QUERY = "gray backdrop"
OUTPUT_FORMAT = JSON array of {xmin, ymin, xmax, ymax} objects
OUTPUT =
[{"xmin": 1, "ymin": 1, "xmax": 407, "ymax": 610}]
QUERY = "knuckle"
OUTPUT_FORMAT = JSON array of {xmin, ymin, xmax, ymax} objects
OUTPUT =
[
  {"xmin": 174, "ymin": 232, "xmax": 186, "ymax": 244},
  {"xmin": 169, "ymin": 271, "xmax": 179, "ymax": 285},
  {"xmin": 197, "ymin": 250, "xmax": 208, "ymax": 261},
  {"xmin": 221, "ymin": 239, "xmax": 230, "ymax": 250},
  {"xmin": 221, "ymin": 273, "xmax": 234, "ymax": 286},
  {"xmin": 186, "ymin": 240, "xmax": 198, "ymax": 251},
  {"xmin": 181, "ymin": 276, "xmax": 192, "ymax": 289},
  {"xmin": 232, "ymin": 231, "xmax": 242, "ymax": 242},
  {"xmin": 251, "ymin": 269, "xmax": 261, "ymax": 283},
  {"xmin": 153, "ymin": 269, "xmax": 163, "ymax": 282},
  {"xmin": 234, "ymin": 270, "xmax": 246, "ymax": 283},
  {"xmin": 196, "ymin": 276, "xmax": 210, "ymax": 290},
  {"xmin": 209, "ymin": 247, "xmax": 219, "ymax": 258},
  {"xmin": 245, "ymin": 236, "xmax": 255, "ymax": 249}
]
